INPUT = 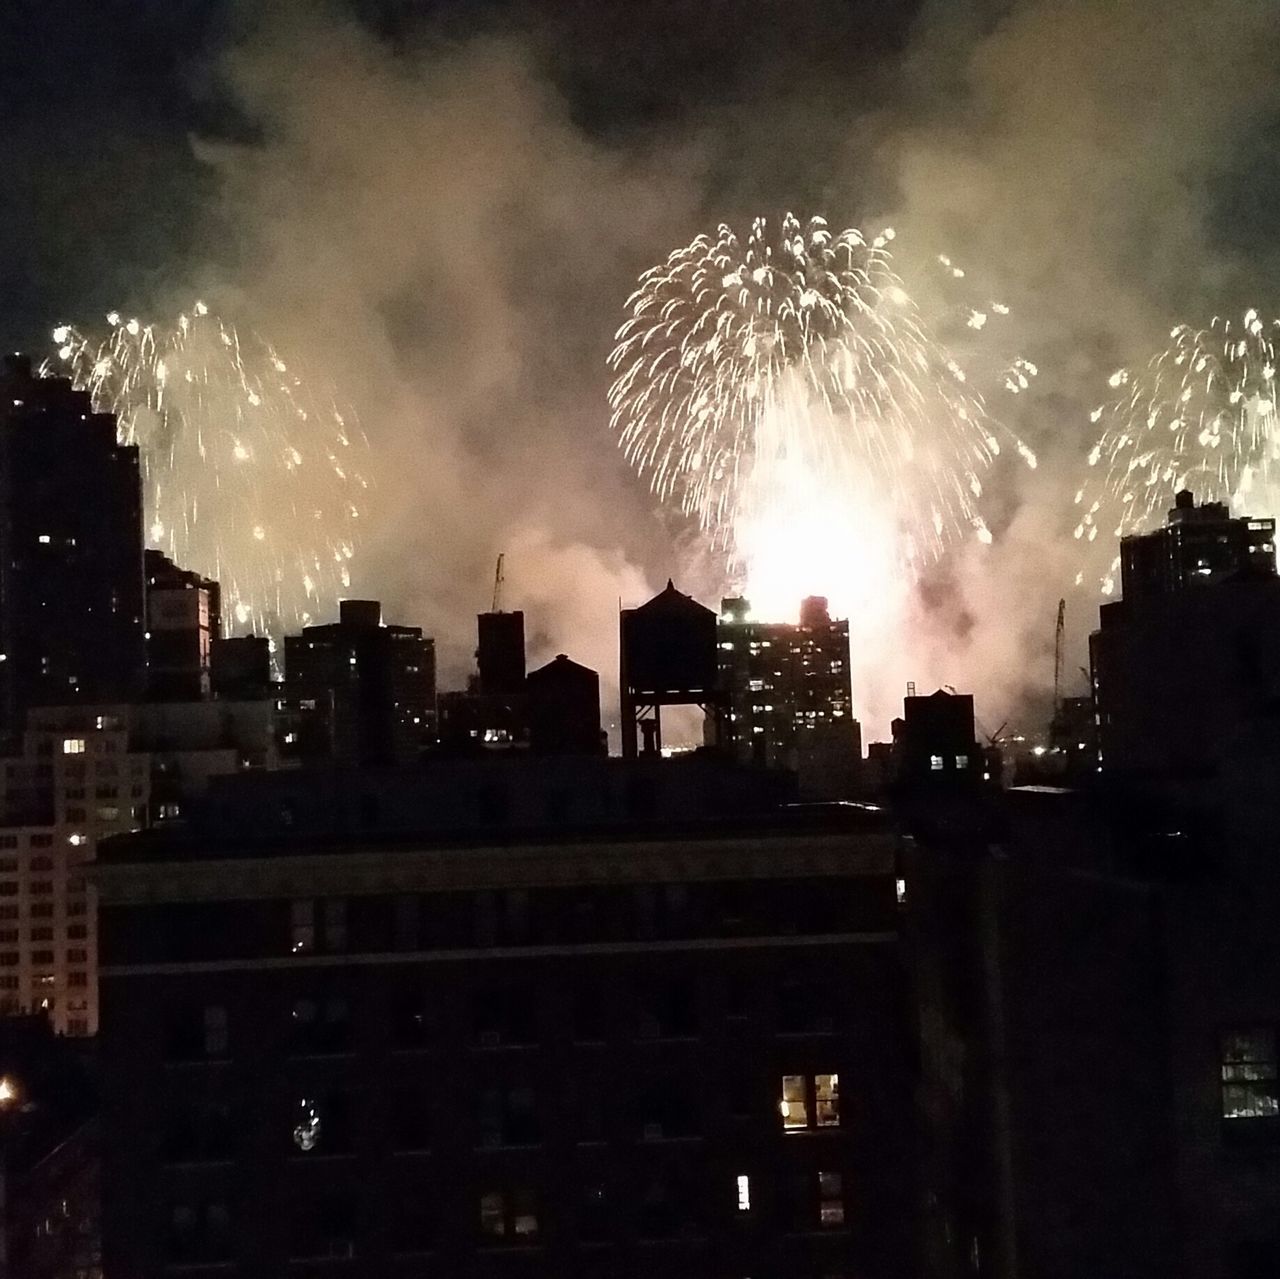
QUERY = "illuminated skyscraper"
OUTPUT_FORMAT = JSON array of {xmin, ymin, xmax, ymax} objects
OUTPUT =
[{"xmin": 717, "ymin": 596, "xmax": 861, "ymax": 797}]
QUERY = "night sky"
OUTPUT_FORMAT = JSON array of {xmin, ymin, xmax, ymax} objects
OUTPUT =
[{"xmin": 4, "ymin": 0, "xmax": 1279, "ymax": 737}]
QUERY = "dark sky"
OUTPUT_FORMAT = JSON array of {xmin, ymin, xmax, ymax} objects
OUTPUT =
[{"xmin": 0, "ymin": 0, "xmax": 921, "ymax": 352}]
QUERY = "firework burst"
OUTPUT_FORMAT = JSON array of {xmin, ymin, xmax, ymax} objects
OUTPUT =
[
  {"xmin": 607, "ymin": 213, "xmax": 1036, "ymax": 619},
  {"xmin": 1075, "ymin": 310, "xmax": 1279, "ymax": 594},
  {"xmin": 49, "ymin": 303, "xmax": 368, "ymax": 635}
]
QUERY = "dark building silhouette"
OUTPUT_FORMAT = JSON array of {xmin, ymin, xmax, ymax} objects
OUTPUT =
[
  {"xmin": 0, "ymin": 1015, "xmax": 100, "ymax": 1277},
  {"xmin": 278, "ymin": 600, "xmax": 435, "ymax": 766},
  {"xmin": 97, "ymin": 763, "xmax": 912, "ymax": 1278},
  {"xmin": 527, "ymin": 653, "xmax": 602, "ymax": 754},
  {"xmin": 897, "ymin": 689, "xmax": 983, "ymax": 787},
  {"xmin": 1092, "ymin": 499, "xmax": 1280, "ymax": 779},
  {"xmin": 0, "ymin": 354, "xmax": 145, "ymax": 740},
  {"xmin": 718, "ymin": 596, "xmax": 861, "ymax": 798},
  {"xmin": 620, "ymin": 580, "xmax": 724, "ymax": 758},
  {"xmin": 144, "ymin": 549, "xmax": 221, "ymax": 701},
  {"xmin": 477, "ymin": 609, "xmax": 526, "ymax": 696},
  {"xmin": 210, "ymin": 634, "xmax": 273, "ymax": 700},
  {"xmin": 1119, "ymin": 488, "xmax": 1276, "ymax": 599}
]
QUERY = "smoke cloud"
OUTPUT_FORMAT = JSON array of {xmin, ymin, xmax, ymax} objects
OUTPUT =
[{"xmin": 147, "ymin": 0, "xmax": 1280, "ymax": 738}]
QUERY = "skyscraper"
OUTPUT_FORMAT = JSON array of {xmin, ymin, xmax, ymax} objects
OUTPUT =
[
  {"xmin": 718, "ymin": 596, "xmax": 861, "ymax": 797},
  {"xmin": 0, "ymin": 355, "xmax": 145, "ymax": 740}
]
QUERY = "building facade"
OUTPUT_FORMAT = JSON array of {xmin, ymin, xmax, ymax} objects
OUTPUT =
[
  {"xmin": 145, "ymin": 550, "xmax": 222, "ymax": 702},
  {"xmin": 97, "ymin": 800, "xmax": 914, "ymax": 1278}
]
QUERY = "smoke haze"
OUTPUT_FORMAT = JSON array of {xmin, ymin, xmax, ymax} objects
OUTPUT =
[{"xmin": 11, "ymin": 0, "xmax": 1280, "ymax": 739}]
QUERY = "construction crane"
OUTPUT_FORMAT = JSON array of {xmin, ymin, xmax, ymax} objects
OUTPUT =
[
  {"xmin": 491, "ymin": 553, "xmax": 505, "ymax": 613},
  {"xmin": 1053, "ymin": 598, "xmax": 1066, "ymax": 712}
]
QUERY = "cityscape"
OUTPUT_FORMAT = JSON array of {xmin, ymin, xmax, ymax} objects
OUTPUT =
[{"xmin": 2, "ymin": 2, "xmax": 1280, "ymax": 1278}]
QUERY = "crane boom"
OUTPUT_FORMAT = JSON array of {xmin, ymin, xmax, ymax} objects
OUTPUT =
[
  {"xmin": 492, "ymin": 553, "xmax": 505, "ymax": 613},
  {"xmin": 1053, "ymin": 598, "xmax": 1065, "ymax": 711}
]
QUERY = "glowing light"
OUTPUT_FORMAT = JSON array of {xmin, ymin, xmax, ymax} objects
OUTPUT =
[
  {"xmin": 1078, "ymin": 312, "xmax": 1280, "ymax": 591},
  {"xmin": 607, "ymin": 214, "xmax": 1035, "ymax": 622},
  {"xmin": 0, "ymin": 1076, "xmax": 16, "ymax": 1105},
  {"xmin": 45, "ymin": 305, "xmax": 368, "ymax": 636}
]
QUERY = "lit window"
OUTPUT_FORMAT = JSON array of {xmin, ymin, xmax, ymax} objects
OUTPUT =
[
  {"xmin": 736, "ymin": 1174, "xmax": 751, "ymax": 1212},
  {"xmin": 781, "ymin": 1073, "xmax": 840, "ymax": 1132},
  {"xmin": 896, "ymin": 877, "xmax": 907, "ymax": 906},
  {"xmin": 819, "ymin": 1171, "xmax": 845, "ymax": 1226},
  {"xmin": 955, "ymin": 754, "xmax": 969, "ymax": 769},
  {"xmin": 780, "ymin": 1075, "xmax": 808, "ymax": 1130},
  {"xmin": 38, "ymin": 534, "xmax": 51, "ymax": 544},
  {"xmin": 929, "ymin": 754, "xmax": 944, "ymax": 771},
  {"xmin": 1221, "ymin": 1029, "xmax": 1279, "ymax": 1120},
  {"xmin": 816, "ymin": 1073, "xmax": 840, "ymax": 1126},
  {"xmin": 62, "ymin": 739, "xmax": 85, "ymax": 755}
]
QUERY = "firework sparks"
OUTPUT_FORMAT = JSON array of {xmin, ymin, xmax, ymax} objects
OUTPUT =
[
  {"xmin": 1075, "ymin": 311, "xmax": 1279, "ymax": 595},
  {"xmin": 607, "ymin": 213, "xmax": 1036, "ymax": 620},
  {"xmin": 49, "ymin": 304, "xmax": 367, "ymax": 635}
]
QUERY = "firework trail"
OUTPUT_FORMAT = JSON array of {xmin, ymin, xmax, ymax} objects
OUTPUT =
[
  {"xmin": 49, "ymin": 304, "xmax": 368, "ymax": 636},
  {"xmin": 607, "ymin": 213, "xmax": 1036, "ymax": 620},
  {"xmin": 1075, "ymin": 310, "xmax": 1279, "ymax": 595}
]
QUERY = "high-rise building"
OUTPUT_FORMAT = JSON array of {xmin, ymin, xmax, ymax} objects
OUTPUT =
[
  {"xmin": 896, "ymin": 689, "xmax": 983, "ymax": 788},
  {"xmin": 1092, "ymin": 496, "xmax": 1280, "ymax": 778},
  {"xmin": 210, "ymin": 634, "xmax": 272, "ymax": 701},
  {"xmin": 144, "ymin": 550, "xmax": 221, "ymax": 702},
  {"xmin": 1119, "ymin": 489, "xmax": 1276, "ymax": 599},
  {"xmin": 279, "ymin": 600, "xmax": 435, "ymax": 766},
  {"xmin": 718, "ymin": 596, "xmax": 861, "ymax": 798},
  {"xmin": 0, "ymin": 355, "xmax": 145, "ymax": 741},
  {"xmin": 477, "ymin": 609, "xmax": 526, "ymax": 696}
]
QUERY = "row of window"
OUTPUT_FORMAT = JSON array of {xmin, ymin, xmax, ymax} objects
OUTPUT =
[
  {"xmin": 162, "ymin": 1071, "xmax": 842, "ymax": 1166},
  {"xmin": 0, "ymin": 834, "xmax": 54, "ymax": 849},
  {"xmin": 0, "ymin": 878, "xmax": 87, "ymax": 896},
  {"xmin": 282, "ymin": 880, "xmax": 885, "ymax": 958},
  {"xmin": 0, "ymin": 924, "xmax": 88, "ymax": 941},
  {"xmin": 0, "ymin": 900, "xmax": 89, "ymax": 920},
  {"xmin": 167, "ymin": 1170, "xmax": 850, "ymax": 1264},
  {"xmin": 168, "ymin": 985, "xmax": 847, "ymax": 1061}
]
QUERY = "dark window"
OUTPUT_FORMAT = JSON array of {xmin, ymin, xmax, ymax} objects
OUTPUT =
[
  {"xmin": 393, "ymin": 894, "xmax": 421, "ymax": 950},
  {"xmin": 163, "ymin": 1096, "xmax": 234, "ymax": 1164},
  {"xmin": 777, "ymin": 981, "xmax": 835, "ymax": 1036},
  {"xmin": 390, "ymin": 1086, "xmax": 431, "ymax": 1152},
  {"xmin": 478, "ymin": 1085, "xmax": 540, "ymax": 1148},
  {"xmin": 578, "ymin": 1183, "xmax": 609, "ymax": 1243},
  {"xmin": 167, "ymin": 1201, "xmax": 232, "ymax": 1265},
  {"xmin": 635, "ymin": 1077, "xmax": 699, "ymax": 1140},
  {"xmin": 288, "ymin": 996, "xmax": 351, "ymax": 1056},
  {"xmin": 572, "ymin": 983, "xmax": 606, "ymax": 1043},
  {"xmin": 288, "ymin": 1190, "xmax": 357, "ymax": 1260},
  {"xmin": 391, "ymin": 987, "xmax": 430, "ymax": 1050},
  {"xmin": 390, "ymin": 1189, "xmax": 435, "ymax": 1255},
  {"xmin": 165, "ymin": 1004, "xmax": 229, "ymax": 1061},
  {"xmin": 473, "ymin": 985, "xmax": 537, "ymax": 1047},
  {"xmin": 637, "ymin": 978, "xmax": 697, "ymax": 1040},
  {"xmin": 638, "ymin": 1174, "xmax": 697, "ymax": 1240}
]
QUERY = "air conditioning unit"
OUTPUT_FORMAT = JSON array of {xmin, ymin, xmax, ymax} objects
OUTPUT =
[
  {"xmin": 642, "ymin": 1122, "xmax": 664, "ymax": 1141},
  {"xmin": 479, "ymin": 1030, "xmax": 501, "ymax": 1048}
]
